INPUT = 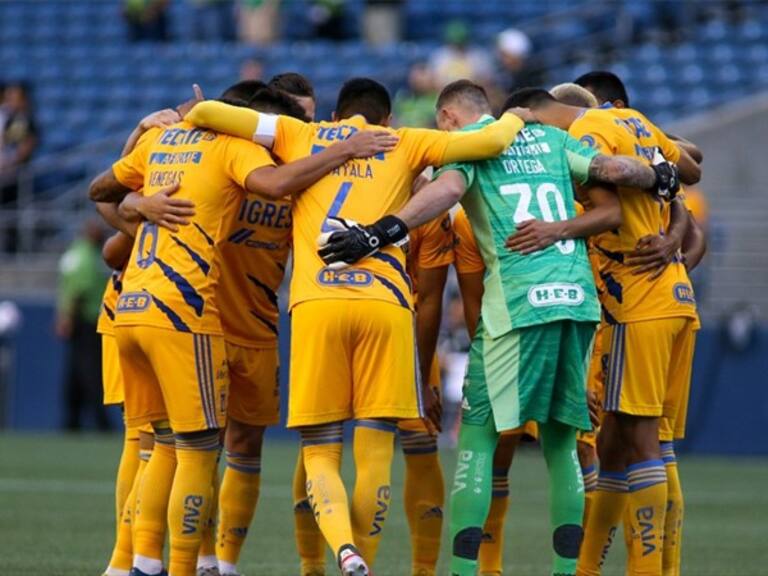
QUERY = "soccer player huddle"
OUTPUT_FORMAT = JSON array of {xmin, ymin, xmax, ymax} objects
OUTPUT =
[{"xmin": 88, "ymin": 69, "xmax": 704, "ymax": 576}]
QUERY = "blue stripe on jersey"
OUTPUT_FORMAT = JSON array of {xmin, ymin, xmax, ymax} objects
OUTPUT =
[
  {"xmin": 111, "ymin": 273, "xmax": 123, "ymax": 293},
  {"xmin": 600, "ymin": 271, "xmax": 624, "ymax": 304},
  {"xmin": 373, "ymin": 274, "xmax": 409, "ymax": 308},
  {"xmin": 371, "ymin": 252, "xmax": 413, "ymax": 292},
  {"xmin": 193, "ymin": 222, "xmax": 215, "ymax": 246},
  {"xmin": 154, "ymin": 257, "xmax": 205, "ymax": 317},
  {"xmin": 228, "ymin": 228, "xmax": 254, "ymax": 244},
  {"xmin": 247, "ymin": 274, "xmax": 279, "ymax": 306},
  {"xmin": 171, "ymin": 236, "xmax": 211, "ymax": 276},
  {"xmin": 193, "ymin": 335, "xmax": 212, "ymax": 428},
  {"xmin": 103, "ymin": 303, "xmax": 115, "ymax": 321},
  {"xmin": 249, "ymin": 310, "xmax": 278, "ymax": 335},
  {"xmin": 150, "ymin": 293, "xmax": 191, "ymax": 332},
  {"xmin": 595, "ymin": 244, "xmax": 625, "ymax": 264}
]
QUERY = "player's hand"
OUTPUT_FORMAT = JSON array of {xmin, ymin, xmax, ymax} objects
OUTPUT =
[
  {"xmin": 626, "ymin": 234, "xmax": 680, "ymax": 280},
  {"xmin": 342, "ymin": 130, "xmax": 399, "ymax": 159},
  {"xmin": 317, "ymin": 215, "xmax": 409, "ymax": 269},
  {"xmin": 505, "ymin": 219, "xmax": 564, "ymax": 254},
  {"xmin": 505, "ymin": 107, "xmax": 537, "ymax": 123},
  {"xmin": 176, "ymin": 83, "xmax": 205, "ymax": 118},
  {"xmin": 587, "ymin": 389, "xmax": 601, "ymax": 429},
  {"xmin": 421, "ymin": 385, "xmax": 443, "ymax": 436},
  {"xmin": 137, "ymin": 183, "xmax": 196, "ymax": 232},
  {"xmin": 650, "ymin": 148, "xmax": 680, "ymax": 201},
  {"xmin": 139, "ymin": 108, "xmax": 181, "ymax": 132}
]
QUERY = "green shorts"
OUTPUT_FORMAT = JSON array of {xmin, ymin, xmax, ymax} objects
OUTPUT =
[{"xmin": 463, "ymin": 319, "xmax": 596, "ymax": 432}]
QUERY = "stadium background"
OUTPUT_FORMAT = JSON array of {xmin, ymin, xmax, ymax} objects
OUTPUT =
[{"xmin": 0, "ymin": 1, "xmax": 767, "ymax": 574}]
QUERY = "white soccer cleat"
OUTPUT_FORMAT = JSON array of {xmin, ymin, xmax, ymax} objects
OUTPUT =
[{"xmin": 338, "ymin": 546, "xmax": 369, "ymax": 576}]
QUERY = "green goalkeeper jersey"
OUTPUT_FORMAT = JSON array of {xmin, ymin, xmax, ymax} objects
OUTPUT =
[{"xmin": 437, "ymin": 116, "xmax": 601, "ymax": 337}]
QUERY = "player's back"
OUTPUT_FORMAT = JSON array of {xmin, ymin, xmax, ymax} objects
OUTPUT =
[
  {"xmin": 274, "ymin": 115, "xmax": 445, "ymax": 311},
  {"xmin": 113, "ymin": 121, "xmax": 273, "ymax": 334},
  {"xmin": 569, "ymin": 108, "xmax": 697, "ymax": 324},
  {"xmin": 450, "ymin": 119, "xmax": 600, "ymax": 336}
]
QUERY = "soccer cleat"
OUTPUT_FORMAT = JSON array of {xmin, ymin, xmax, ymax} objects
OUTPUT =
[
  {"xmin": 337, "ymin": 544, "xmax": 369, "ymax": 576},
  {"xmin": 196, "ymin": 568, "xmax": 221, "ymax": 576}
]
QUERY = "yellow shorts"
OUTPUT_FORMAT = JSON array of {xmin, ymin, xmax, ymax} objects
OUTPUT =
[
  {"xmin": 115, "ymin": 325, "xmax": 229, "ymax": 433},
  {"xmin": 101, "ymin": 333, "xmax": 124, "ymax": 405},
  {"xmin": 226, "ymin": 343, "xmax": 280, "ymax": 427},
  {"xmin": 603, "ymin": 318, "xmax": 696, "ymax": 429},
  {"xmin": 578, "ymin": 324, "xmax": 607, "ymax": 448},
  {"xmin": 577, "ymin": 429, "xmax": 597, "ymax": 448},
  {"xmin": 288, "ymin": 299, "xmax": 421, "ymax": 428},
  {"xmin": 399, "ymin": 353, "xmax": 440, "ymax": 434},
  {"xmin": 500, "ymin": 421, "xmax": 538, "ymax": 440}
]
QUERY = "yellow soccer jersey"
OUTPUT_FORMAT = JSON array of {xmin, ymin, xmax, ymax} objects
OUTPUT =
[
  {"xmin": 96, "ymin": 270, "xmax": 123, "ymax": 336},
  {"xmin": 452, "ymin": 207, "xmax": 484, "ymax": 275},
  {"xmin": 218, "ymin": 192, "xmax": 291, "ymax": 348},
  {"xmin": 185, "ymin": 102, "xmax": 523, "ymax": 311},
  {"xmin": 406, "ymin": 212, "xmax": 454, "ymax": 297},
  {"xmin": 112, "ymin": 121, "xmax": 275, "ymax": 334},
  {"xmin": 569, "ymin": 108, "xmax": 698, "ymax": 324}
]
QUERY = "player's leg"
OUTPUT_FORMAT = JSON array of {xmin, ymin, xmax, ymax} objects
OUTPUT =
[
  {"xmin": 349, "ymin": 301, "xmax": 420, "ymax": 567},
  {"xmin": 155, "ymin": 332, "xmax": 228, "ymax": 576},
  {"xmin": 115, "ymin": 426, "xmax": 142, "ymax": 534},
  {"xmin": 216, "ymin": 345, "xmax": 280, "ymax": 575},
  {"xmin": 659, "ymin": 321, "xmax": 696, "ymax": 576},
  {"xmin": 115, "ymin": 326, "xmax": 173, "ymax": 576},
  {"xmin": 449, "ymin": 325, "xmax": 502, "ymax": 576},
  {"xmin": 288, "ymin": 301, "xmax": 362, "ymax": 574},
  {"xmin": 293, "ymin": 450, "xmax": 327, "ymax": 576},
  {"xmin": 477, "ymin": 430, "xmax": 523, "ymax": 576},
  {"xmin": 196, "ymin": 449, "xmax": 221, "ymax": 575},
  {"xmin": 577, "ymin": 436, "xmax": 598, "ymax": 525},
  {"xmin": 399, "ymin": 382, "xmax": 444, "ymax": 576}
]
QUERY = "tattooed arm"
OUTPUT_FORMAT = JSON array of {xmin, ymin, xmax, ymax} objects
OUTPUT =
[{"xmin": 588, "ymin": 155, "xmax": 657, "ymax": 189}]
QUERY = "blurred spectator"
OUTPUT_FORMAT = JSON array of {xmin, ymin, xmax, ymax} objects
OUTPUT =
[
  {"xmin": 309, "ymin": 0, "xmax": 350, "ymax": 41},
  {"xmin": 393, "ymin": 62, "xmax": 438, "ymax": 128},
  {"xmin": 237, "ymin": 0, "xmax": 280, "ymax": 45},
  {"xmin": 363, "ymin": 0, "xmax": 403, "ymax": 45},
  {"xmin": 429, "ymin": 20, "xmax": 493, "ymax": 88},
  {"xmin": 190, "ymin": 0, "xmax": 235, "ymax": 41},
  {"xmin": 496, "ymin": 28, "xmax": 542, "ymax": 92},
  {"xmin": 240, "ymin": 58, "xmax": 265, "ymax": 80},
  {"xmin": 123, "ymin": 0, "xmax": 170, "ymax": 42},
  {"xmin": 56, "ymin": 219, "xmax": 109, "ymax": 431},
  {"xmin": 1, "ymin": 82, "xmax": 38, "ymax": 252}
]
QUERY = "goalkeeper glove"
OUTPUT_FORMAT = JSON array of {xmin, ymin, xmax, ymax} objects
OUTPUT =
[
  {"xmin": 317, "ymin": 215, "xmax": 409, "ymax": 270},
  {"xmin": 651, "ymin": 147, "xmax": 681, "ymax": 201}
]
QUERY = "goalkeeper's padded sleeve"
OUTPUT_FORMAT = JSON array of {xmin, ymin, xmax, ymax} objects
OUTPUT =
[
  {"xmin": 185, "ymin": 101, "xmax": 262, "ymax": 142},
  {"xmin": 440, "ymin": 112, "xmax": 524, "ymax": 166}
]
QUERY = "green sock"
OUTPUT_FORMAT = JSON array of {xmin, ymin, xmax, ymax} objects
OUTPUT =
[
  {"xmin": 449, "ymin": 416, "xmax": 499, "ymax": 576},
  {"xmin": 539, "ymin": 420, "xmax": 585, "ymax": 576}
]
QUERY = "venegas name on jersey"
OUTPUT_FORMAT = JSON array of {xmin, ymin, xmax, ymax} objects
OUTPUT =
[{"xmin": 527, "ymin": 282, "xmax": 586, "ymax": 308}]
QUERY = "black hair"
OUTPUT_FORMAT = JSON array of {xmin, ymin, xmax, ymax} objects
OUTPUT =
[
  {"xmin": 220, "ymin": 80, "xmax": 267, "ymax": 104},
  {"xmin": 269, "ymin": 72, "xmax": 315, "ymax": 100},
  {"xmin": 248, "ymin": 87, "xmax": 310, "ymax": 121},
  {"xmin": 573, "ymin": 71, "xmax": 629, "ymax": 106},
  {"xmin": 335, "ymin": 77, "xmax": 391, "ymax": 124},
  {"xmin": 502, "ymin": 87, "xmax": 556, "ymax": 111},
  {"xmin": 436, "ymin": 79, "xmax": 491, "ymax": 112}
]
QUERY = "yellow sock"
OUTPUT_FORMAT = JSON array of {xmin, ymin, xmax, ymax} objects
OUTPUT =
[
  {"xmin": 661, "ymin": 444, "xmax": 682, "ymax": 576},
  {"xmin": 350, "ymin": 420, "xmax": 396, "ymax": 566},
  {"xmin": 217, "ymin": 451, "xmax": 262, "ymax": 569},
  {"xmin": 167, "ymin": 432, "xmax": 221, "ymax": 576},
  {"xmin": 577, "ymin": 471, "xmax": 628, "ymax": 576},
  {"xmin": 115, "ymin": 427, "xmax": 141, "ymax": 537},
  {"xmin": 401, "ymin": 430, "xmax": 444, "ymax": 576},
  {"xmin": 478, "ymin": 468, "xmax": 510, "ymax": 576},
  {"xmin": 134, "ymin": 427, "xmax": 177, "ymax": 566},
  {"xmin": 197, "ymin": 456, "xmax": 220, "ymax": 569},
  {"xmin": 626, "ymin": 459, "xmax": 667, "ymax": 576},
  {"xmin": 108, "ymin": 457, "xmax": 148, "ymax": 572},
  {"xmin": 623, "ymin": 507, "xmax": 634, "ymax": 575},
  {"xmin": 301, "ymin": 423, "xmax": 352, "ymax": 562},
  {"xmin": 293, "ymin": 450, "xmax": 326, "ymax": 575},
  {"xmin": 581, "ymin": 464, "xmax": 598, "ymax": 528}
]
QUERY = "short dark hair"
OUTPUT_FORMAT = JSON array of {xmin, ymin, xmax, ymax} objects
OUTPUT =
[
  {"xmin": 335, "ymin": 77, "xmax": 391, "ymax": 124},
  {"xmin": 269, "ymin": 72, "xmax": 315, "ymax": 100},
  {"xmin": 573, "ymin": 71, "xmax": 629, "ymax": 106},
  {"xmin": 248, "ymin": 87, "xmax": 310, "ymax": 121},
  {"xmin": 502, "ymin": 87, "xmax": 556, "ymax": 111},
  {"xmin": 436, "ymin": 79, "xmax": 491, "ymax": 112},
  {"xmin": 220, "ymin": 80, "xmax": 267, "ymax": 104}
]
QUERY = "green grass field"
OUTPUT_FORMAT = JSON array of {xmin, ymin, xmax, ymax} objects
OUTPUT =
[{"xmin": 1, "ymin": 434, "xmax": 767, "ymax": 576}]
